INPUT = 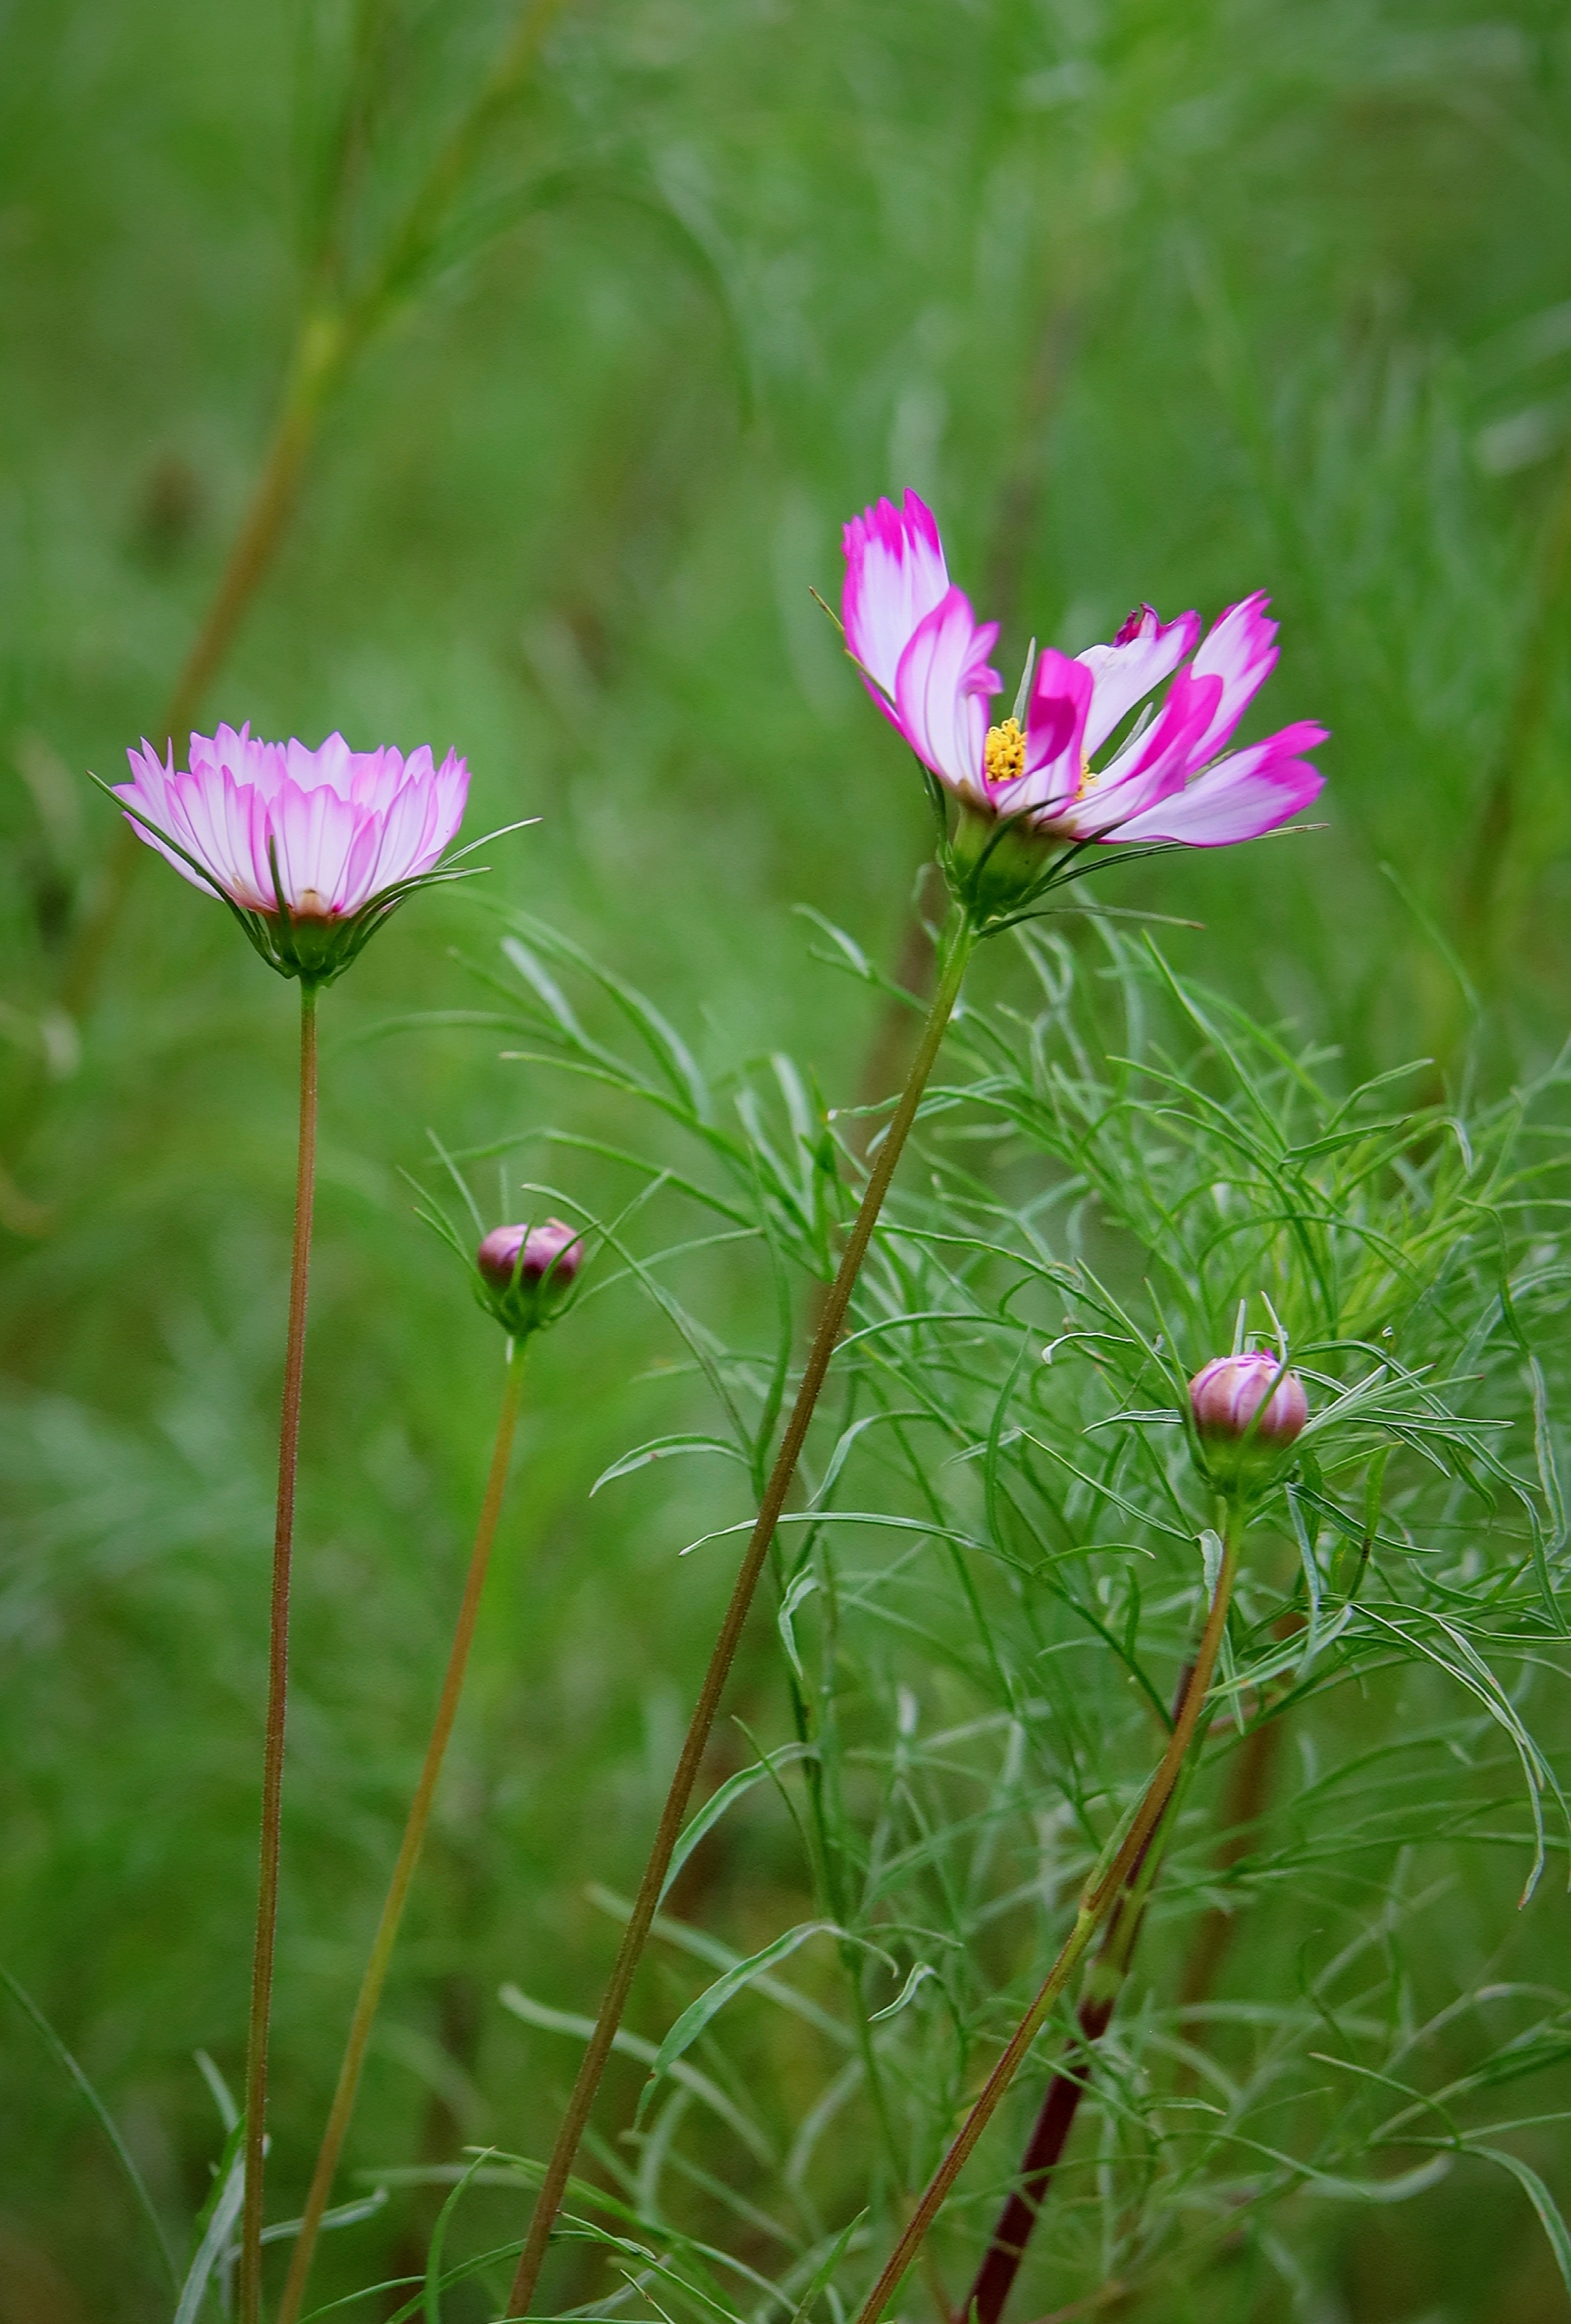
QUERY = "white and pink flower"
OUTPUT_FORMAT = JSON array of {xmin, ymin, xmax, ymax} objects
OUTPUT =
[
  {"xmin": 113, "ymin": 724, "xmax": 470, "ymax": 983},
  {"xmin": 842, "ymin": 491, "xmax": 1325, "ymax": 856}
]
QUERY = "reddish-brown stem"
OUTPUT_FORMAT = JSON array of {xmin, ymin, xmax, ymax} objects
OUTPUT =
[
  {"xmin": 504, "ymin": 926, "xmax": 977, "ymax": 2318},
  {"xmin": 237, "ymin": 982, "xmax": 320, "ymax": 2324},
  {"xmin": 1176, "ymin": 1699, "xmax": 1291, "ymax": 2031},
  {"xmin": 964, "ymin": 1669, "xmax": 1197, "ymax": 2324},
  {"xmin": 277, "ymin": 1344, "xmax": 525, "ymax": 2324},
  {"xmin": 963, "ymin": 2006, "xmax": 1108, "ymax": 2324},
  {"xmin": 851, "ymin": 1520, "xmax": 1244, "ymax": 2324}
]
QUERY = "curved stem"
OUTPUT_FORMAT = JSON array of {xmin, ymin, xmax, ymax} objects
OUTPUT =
[
  {"xmin": 277, "ymin": 1342, "xmax": 525, "ymax": 2324},
  {"xmin": 504, "ymin": 922, "xmax": 977, "ymax": 2319},
  {"xmin": 850, "ymin": 1514, "xmax": 1245, "ymax": 2324},
  {"xmin": 237, "ymin": 982, "xmax": 320, "ymax": 2324}
]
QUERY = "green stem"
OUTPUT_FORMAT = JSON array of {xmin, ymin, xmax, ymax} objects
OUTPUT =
[
  {"xmin": 237, "ymin": 982, "xmax": 320, "ymax": 2324},
  {"xmin": 276, "ymin": 1342, "xmax": 526, "ymax": 2324},
  {"xmin": 504, "ymin": 921, "xmax": 977, "ymax": 2319},
  {"xmin": 849, "ymin": 1511, "xmax": 1246, "ymax": 2324},
  {"xmin": 1459, "ymin": 430, "xmax": 1571, "ymax": 965}
]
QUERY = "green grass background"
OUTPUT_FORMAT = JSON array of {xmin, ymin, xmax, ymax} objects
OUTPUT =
[{"xmin": 2, "ymin": 0, "xmax": 1570, "ymax": 2316}]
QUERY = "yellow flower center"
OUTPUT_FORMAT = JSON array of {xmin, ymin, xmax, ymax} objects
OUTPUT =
[
  {"xmin": 985, "ymin": 717, "xmax": 1097, "ymax": 803},
  {"xmin": 983, "ymin": 716, "xmax": 1026, "ymax": 786}
]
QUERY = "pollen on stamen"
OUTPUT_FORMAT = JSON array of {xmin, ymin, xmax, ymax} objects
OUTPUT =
[{"xmin": 984, "ymin": 716, "xmax": 1026, "ymax": 786}]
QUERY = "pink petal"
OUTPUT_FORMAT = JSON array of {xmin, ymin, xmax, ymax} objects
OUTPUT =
[
  {"xmin": 1109, "ymin": 722, "xmax": 1327, "ymax": 846},
  {"xmin": 348, "ymin": 775, "xmax": 435, "ymax": 904},
  {"xmin": 892, "ymin": 587, "xmax": 1000, "ymax": 801},
  {"xmin": 1015, "ymin": 650, "xmax": 1093, "ymax": 813},
  {"xmin": 1184, "ymin": 592, "xmax": 1280, "ymax": 763},
  {"xmin": 167, "ymin": 767, "xmax": 272, "ymax": 907},
  {"xmin": 429, "ymin": 751, "xmax": 470, "ymax": 854},
  {"xmin": 1064, "ymin": 667, "xmax": 1225, "ymax": 833},
  {"xmin": 842, "ymin": 490, "xmax": 951, "ymax": 700},
  {"xmin": 1077, "ymin": 605, "xmax": 1201, "ymax": 756},
  {"xmin": 270, "ymin": 774, "xmax": 360, "ymax": 911},
  {"xmin": 115, "ymin": 727, "xmax": 470, "ymax": 919},
  {"xmin": 286, "ymin": 732, "xmax": 354, "ymax": 796},
  {"xmin": 194, "ymin": 723, "xmax": 286, "ymax": 800}
]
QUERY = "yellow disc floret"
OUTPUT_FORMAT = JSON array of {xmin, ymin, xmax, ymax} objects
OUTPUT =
[{"xmin": 983, "ymin": 715, "xmax": 1026, "ymax": 787}]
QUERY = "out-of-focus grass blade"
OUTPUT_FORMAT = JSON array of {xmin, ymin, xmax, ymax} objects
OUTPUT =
[
  {"xmin": 175, "ymin": 2115, "xmax": 245, "ymax": 2324},
  {"xmin": 0, "ymin": 1964, "xmax": 179, "ymax": 2290}
]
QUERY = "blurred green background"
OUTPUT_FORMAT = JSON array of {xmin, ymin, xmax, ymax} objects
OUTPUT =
[{"xmin": 2, "ymin": 0, "xmax": 1570, "ymax": 2316}]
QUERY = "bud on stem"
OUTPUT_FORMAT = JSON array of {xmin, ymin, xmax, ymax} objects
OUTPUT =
[
  {"xmin": 476, "ymin": 1218, "xmax": 584, "ymax": 1337},
  {"xmin": 1189, "ymin": 1349, "xmax": 1307, "ymax": 1495}
]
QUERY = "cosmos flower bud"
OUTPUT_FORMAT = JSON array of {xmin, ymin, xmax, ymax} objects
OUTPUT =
[
  {"xmin": 476, "ymin": 1218, "xmax": 585, "ymax": 1337},
  {"xmin": 1189, "ymin": 1351, "xmax": 1307, "ymax": 1492}
]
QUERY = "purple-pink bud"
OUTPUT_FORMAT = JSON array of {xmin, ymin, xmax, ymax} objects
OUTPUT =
[
  {"xmin": 477, "ymin": 1218, "xmax": 584, "ymax": 1294},
  {"xmin": 1189, "ymin": 1352, "xmax": 1308, "ymax": 1447}
]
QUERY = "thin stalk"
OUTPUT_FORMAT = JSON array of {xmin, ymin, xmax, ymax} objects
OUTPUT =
[
  {"xmin": 504, "ymin": 923, "xmax": 978, "ymax": 2319},
  {"xmin": 237, "ymin": 982, "xmax": 321, "ymax": 2324},
  {"xmin": 1459, "ymin": 429, "xmax": 1571, "ymax": 962},
  {"xmin": 277, "ymin": 1344, "xmax": 527, "ymax": 2324},
  {"xmin": 850, "ymin": 1514, "xmax": 1246, "ymax": 2324},
  {"xmin": 963, "ymin": 1671, "xmax": 1198, "ymax": 2324}
]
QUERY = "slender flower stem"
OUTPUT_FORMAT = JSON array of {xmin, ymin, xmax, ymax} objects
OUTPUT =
[
  {"xmin": 278, "ymin": 1345, "xmax": 526, "ymax": 2324},
  {"xmin": 504, "ymin": 923, "xmax": 978, "ymax": 2319},
  {"xmin": 850, "ymin": 1513, "xmax": 1246, "ymax": 2324},
  {"xmin": 238, "ymin": 983, "xmax": 320, "ymax": 2324},
  {"xmin": 963, "ymin": 1669, "xmax": 1197, "ymax": 2324}
]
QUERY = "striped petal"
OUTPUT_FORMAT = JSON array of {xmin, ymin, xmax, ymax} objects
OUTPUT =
[
  {"xmin": 1109, "ymin": 723, "xmax": 1327, "ymax": 846},
  {"xmin": 842, "ymin": 491, "xmax": 951, "ymax": 700},
  {"xmin": 892, "ymin": 588, "xmax": 1000, "ymax": 802}
]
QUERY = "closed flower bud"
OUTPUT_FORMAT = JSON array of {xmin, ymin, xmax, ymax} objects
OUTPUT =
[
  {"xmin": 1189, "ymin": 1351, "xmax": 1307, "ymax": 1492},
  {"xmin": 476, "ymin": 1218, "xmax": 584, "ymax": 1335}
]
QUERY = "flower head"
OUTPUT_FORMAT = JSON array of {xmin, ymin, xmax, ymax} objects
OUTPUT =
[
  {"xmin": 111, "ymin": 725, "xmax": 470, "ymax": 986},
  {"xmin": 841, "ymin": 492, "xmax": 1326, "ymax": 923},
  {"xmin": 476, "ymin": 1218, "xmax": 585, "ymax": 1337},
  {"xmin": 1189, "ymin": 1350, "xmax": 1309, "ymax": 1493}
]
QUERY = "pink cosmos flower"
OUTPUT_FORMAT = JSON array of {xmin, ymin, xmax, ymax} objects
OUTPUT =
[
  {"xmin": 842, "ymin": 491, "xmax": 1325, "ymax": 856},
  {"xmin": 112, "ymin": 724, "xmax": 470, "ymax": 983}
]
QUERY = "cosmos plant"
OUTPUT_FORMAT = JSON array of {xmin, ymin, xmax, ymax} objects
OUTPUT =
[
  {"xmin": 97, "ymin": 724, "xmax": 479, "ymax": 2324},
  {"xmin": 503, "ymin": 490, "xmax": 1329, "ymax": 2315}
]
